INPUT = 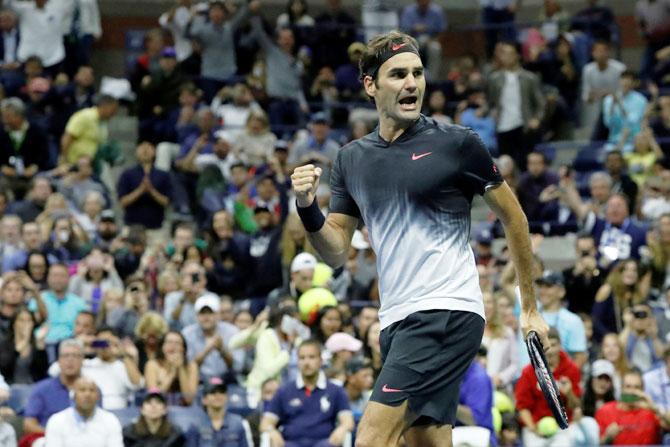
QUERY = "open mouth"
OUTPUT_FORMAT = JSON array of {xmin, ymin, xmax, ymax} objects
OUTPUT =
[{"xmin": 399, "ymin": 95, "xmax": 418, "ymax": 110}]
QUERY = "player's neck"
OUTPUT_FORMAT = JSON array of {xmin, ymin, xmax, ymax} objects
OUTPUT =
[{"xmin": 378, "ymin": 116, "xmax": 416, "ymax": 143}]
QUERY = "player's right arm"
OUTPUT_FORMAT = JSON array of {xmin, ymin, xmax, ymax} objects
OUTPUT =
[{"xmin": 291, "ymin": 164, "xmax": 358, "ymax": 268}]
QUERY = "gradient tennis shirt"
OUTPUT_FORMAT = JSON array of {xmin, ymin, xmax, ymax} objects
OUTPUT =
[{"xmin": 330, "ymin": 114, "xmax": 503, "ymax": 329}]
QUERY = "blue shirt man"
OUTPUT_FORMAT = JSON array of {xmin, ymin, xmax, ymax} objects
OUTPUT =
[
  {"xmin": 458, "ymin": 360, "xmax": 496, "ymax": 446},
  {"xmin": 184, "ymin": 377, "xmax": 253, "ymax": 447},
  {"xmin": 261, "ymin": 341, "xmax": 354, "ymax": 447},
  {"xmin": 24, "ymin": 339, "xmax": 83, "ymax": 433},
  {"xmin": 400, "ymin": 0, "xmax": 447, "ymax": 38},
  {"xmin": 41, "ymin": 263, "xmax": 87, "ymax": 344}
]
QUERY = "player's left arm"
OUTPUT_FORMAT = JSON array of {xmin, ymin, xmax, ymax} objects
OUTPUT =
[{"xmin": 484, "ymin": 182, "xmax": 549, "ymax": 347}]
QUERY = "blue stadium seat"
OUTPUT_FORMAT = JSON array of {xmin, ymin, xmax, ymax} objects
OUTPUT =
[
  {"xmin": 110, "ymin": 406, "xmax": 140, "ymax": 427},
  {"xmin": 124, "ymin": 29, "xmax": 148, "ymax": 52},
  {"xmin": 535, "ymin": 144, "xmax": 556, "ymax": 165},
  {"xmin": 572, "ymin": 144, "xmax": 604, "ymax": 173},
  {"xmin": 8, "ymin": 384, "xmax": 34, "ymax": 414}
]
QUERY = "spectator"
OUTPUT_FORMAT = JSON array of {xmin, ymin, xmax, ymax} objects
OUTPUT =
[
  {"xmin": 68, "ymin": 248, "xmax": 123, "ymax": 312},
  {"xmin": 399, "ymin": 0, "xmax": 446, "ymax": 81},
  {"xmin": 123, "ymin": 388, "xmax": 185, "ymax": 447},
  {"xmin": 187, "ymin": 1, "xmax": 258, "ymax": 102},
  {"xmin": 325, "ymin": 332, "xmax": 362, "ymax": 382},
  {"xmin": 184, "ymin": 376, "xmax": 253, "ymax": 446},
  {"xmin": 363, "ymin": 320, "xmax": 382, "ymax": 378},
  {"xmin": 457, "ymin": 359, "xmax": 496, "ymax": 446},
  {"xmin": 0, "ymin": 271, "xmax": 44, "ymax": 342},
  {"xmin": 134, "ymin": 311, "xmax": 168, "ymax": 374},
  {"xmin": 335, "ymin": 42, "xmax": 366, "ymax": 103},
  {"xmin": 602, "ymin": 151, "xmax": 639, "ymax": 213},
  {"xmin": 23, "ymin": 339, "xmax": 83, "ymax": 435},
  {"xmin": 625, "ymin": 126, "xmax": 664, "ymax": 187},
  {"xmin": 269, "ymin": 252, "xmax": 316, "ymax": 306},
  {"xmin": 57, "ymin": 157, "xmax": 107, "ymax": 220},
  {"xmin": 6, "ymin": 0, "xmax": 65, "ymax": 74},
  {"xmin": 2, "ymin": 221, "xmax": 43, "ymax": 273},
  {"xmin": 313, "ymin": 305, "xmax": 343, "ymax": 345},
  {"xmin": 584, "ymin": 172, "xmax": 612, "ymax": 218},
  {"xmin": 487, "ymin": 41, "xmax": 545, "ymax": 171},
  {"xmin": 23, "ymin": 251, "xmax": 49, "ymax": 291},
  {"xmin": 480, "ymin": 0, "xmax": 518, "ymax": 57},
  {"xmin": 343, "ymin": 358, "xmax": 373, "ymax": 424},
  {"xmin": 456, "ymin": 85, "xmax": 497, "ymax": 155},
  {"xmin": 636, "ymin": 0, "xmax": 670, "ymax": 81},
  {"xmin": 650, "ymin": 95, "xmax": 670, "ymax": 157},
  {"xmin": 562, "ymin": 234, "xmax": 603, "ymax": 315},
  {"xmin": 250, "ymin": 15, "xmax": 308, "ymax": 132},
  {"xmin": 42, "ymin": 263, "xmax": 87, "ymax": 345},
  {"xmin": 260, "ymin": 339, "xmax": 354, "ymax": 447},
  {"xmin": 312, "ymin": 0, "xmax": 356, "ymax": 71},
  {"xmin": 619, "ymin": 303, "xmax": 664, "ymax": 373},
  {"xmin": 516, "ymin": 151, "xmax": 560, "ymax": 229},
  {"xmin": 211, "ymin": 82, "xmax": 261, "ymax": 136},
  {"xmin": 595, "ymin": 369, "xmax": 663, "ymax": 445},
  {"xmin": 536, "ymin": 270, "xmax": 588, "ymax": 366},
  {"xmin": 138, "ymin": 47, "xmax": 187, "ymax": 144},
  {"xmin": 482, "ymin": 292, "xmax": 519, "ymax": 390},
  {"xmin": 107, "ymin": 278, "xmax": 149, "ymax": 339},
  {"xmin": 581, "ymin": 40, "xmax": 626, "ymax": 133},
  {"xmin": 8, "ymin": 176, "xmax": 51, "ymax": 223},
  {"xmin": 73, "ymin": 310, "xmax": 96, "ymax": 359},
  {"xmin": 288, "ymin": 112, "xmax": 340, "ymax": 182},
  {"xmin": 44, "ymin": 377, "xmax": 124, "ymax": 447},
  {"xmin": 164, "ymin": 261, "xmax": 219, "ymax": 330},
  {"xmin": 159, "ymin": 0, "xmax": 194, "ymax": 63},
  {"xmin": 0, "ymin": 9, "xmax": 21, "ymax": 94},
  {"xmin": 245, "ymin": 205, "xmax": 283, "ymax": 302},
  {"xmin": 570, "ymin": 0, "xmax": 617, "ymax": 42},
  {"xmin": 182, "ymin": 294, "xmax": 242, "ymax": 382},
  {"xmin": 53, "ymin": 65, "xmax": 96, "ymax": 129},
  {"xmin": 603, "ymin": 70, "xmax": 649, "ymax": 153},
  {"xmin": 205, "ymin": 209, "xmax": 251, "ymax": 297},
  {"xmin": 582, "ymin": 359, "xmax": 617, "ymax": 417},
  {"xmin": 515, "ymin": 329, "xmax": 595, "ymax": 446},
  {"xmin": 0, "ymin": 307, "xmax": 47, "ymax": 384},
  {"xmin": 117, "ymin": 142, "xmax": 172, "ymax": 231},
  {"xmin": 129, "ymin": 28, "xmax": 164, "ymax": 93},
  {"xmin": 0, "ymin": 97, "xmax": 50, "ymax": 199},
  {"xmin": 144, "ymin": 330, "xmax": 198, "ymax": 406},
  {"xmin": 276, "ymin": 0, "xmax": 314, "ymax": 48},
  {"xmin": 60, "ymin": 94, "xmax": 119, "ymax": 168}
]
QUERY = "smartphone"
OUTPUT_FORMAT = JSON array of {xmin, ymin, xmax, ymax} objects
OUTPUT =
[
  {"xmin": 620, "ymin": 393, "xmax": 641, "ymax": 403},
  {"xmin": 91, "ymin": 339, "xmax": 110, "ymax": 349}
]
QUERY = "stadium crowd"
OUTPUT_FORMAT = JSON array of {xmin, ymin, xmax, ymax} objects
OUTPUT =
[{"xmin": 0, "ymin": 0, "xmax": 666, "ymax": 446}]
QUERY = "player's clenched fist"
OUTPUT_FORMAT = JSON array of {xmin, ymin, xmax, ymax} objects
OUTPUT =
[{"xmin": 291, "ymin": 164, "xmax": 322, "ymax": 207}]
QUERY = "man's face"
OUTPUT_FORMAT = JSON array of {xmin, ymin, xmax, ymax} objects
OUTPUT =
[
  {"xmin": 254, "ymin": 210, "xmax": 273, "ymax": 229},
  {"xmin": 590, "ymin": 179, "xmax": 611, "ymax": 203},
  {"xmin": 291, "ymin": 268, "xmax": 314, "ymax": 293},
  {"xmin": 98, "ymin": 102, "xmax": 119, "ymax": 120},
  {"xmin": 575, "ymin": 237, "xmax": 596, "ymax": 257},
  {"xmin": 31, "ymin": 179, "xmax": 52, "ymax": 203},
  {"xmin": 219, "ymin": 300, "xmax": 233, "ymax": 323},
  {"xmin": 366, "ymin": 52, "xmax": 425, "ymax": 126},
  {"xmin": 537, "ymin": 283, "xmax": 564, "ymax": 308},
  {"xmin": 2, "ymin": 218, "xmax": 19, "ymax": 241},
  {"xmin": 197, "ymin": 307, "xmax": 219, "ymax": 332},
  {"xmin": 622, "ymin": 373, "xmax": 643, "ymax": 398},
  {"xmin": 605, "ymin": 153, "xmax": 623, "ymax": 175},
  {"xmin": 75, "ymin": 66, "xmax": 94, "ymax": 87},
  {"xmin": 213, "ymin": 139, "xmax": 231, "ymax": 158},
  {"xmin": 498, "ymin": 44, "xmax": 519, "ymax": 69},
  {"xmin": 1, "ymin": 109, "xmax": 21, "ymax": 130},
  {"xmin": 311, "ymin": 122, "xmax": 330, "ymax": 142},
  {"xmin": 74, "ymin": 313, "xmax": 95, "ymax": 336},
  {"xmin": 74, "ymin": 379, "xmax": 98, "ymax": 413},
  {"xmin": 159, "ymin": 57, "xmax": 177, "ymax": 72},
  {"xmin": 48, "ymin": 265, "xmax": 70, "ymax": 293},
  {"xmin": 546, "ymin": 337, "xmax": 561, "ymax": 368},
  {"xmin": 97, "ymin": 221, "xmax": 117, "ymax": 240},
  {"xmin": 278, "ymin": 29, "xmax": 295, "ymax": 53},
  {"xmin": 349, "ymin": 367, "xmax": 374, "ymax": 391},
  {"xmin": 605, "ymin": 195, "xmax": 628, "ymax": 225},
  {"xmin": 2, "ymin": 280, "xmax": 23, "ymax": 306},
  {"xmin": 261, "ymin": 379, "xmax": 279, "ymax": 402},
  {"xmin": 257, "ymin": 179, "xmax": 276, "ymax": 201},
  {"xmin": 28, "ymin": 254, "xmax": 47, "ymax": 280},
  {"xmin": 77, "ymin": 157, "xmax": 93, "ymax": 178},
  {"xmin": 209, "ymin": 5, "xmax": 225, "ymax": 24},
  {"xmin": 526, "ymin": 154, "xmax": 545, "ymax": 178},
  {"xmin": 592, "ymin": 43, "xmax": 609, "ymax": 64},
  {"xmin": 0, "ymin": 11, "xmax": 15, "ymax": 31},
  {"xmin": 620, "ymin": 75, "xmax": 634, "ymax": 94},
  {"xmin": 95, "ymin": 330, "xmax": 117, "ymax": 361},
  {"xmin": 203, "ymin": 390, "xmax": 227, "ymax": 410},
  {"xmin": 136, "ymin": 142, "xmax": 156, "ymax": 165},
  {"xmin": 59, "ymin": 345, "xmax": 84, "ymax": 378},
  {"xmin": 231, "ymin": 167, "xmax": 248, "ymax": 188},
  {"xmin": 298, "ymin": 344, "xmax": 322, "ymax": 378}
]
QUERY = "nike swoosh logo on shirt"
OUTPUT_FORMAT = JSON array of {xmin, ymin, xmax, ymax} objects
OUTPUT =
[{"xmin": 411, "ymin": 152, "xmax": 432, "ymax": 161}]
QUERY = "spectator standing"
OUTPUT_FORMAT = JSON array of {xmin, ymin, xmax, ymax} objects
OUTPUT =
[
  {"xmin": 233, "ymin": 109, "xmax": 277, "ymax": 168},
  {"xmin": 288, "ymin": 113, "xmax": 340, "ymax": 183},
  {"xmin": 619, "ymin": 303, "xmax": 664, "ymax": 373},
  {"xmin": 570, "ymin": 0, "xmax": 617, "ymax": 42},
  {"xmin": 312, "ymin": 0, "xmax": 356, "ymax": 70},
  {"xmin": 0, "ymin": 307, "xmax": 48, "ymax": 384},
  {"xmin": 480, "ymin": 0, "xmax": 518, "ymax": 57},
  {"xmin": 636, "ymin": 0, "xmax": 670, "ymax": 81},
  {"xmin": 159, "ymin": 0, "xmax": 194, "ymax": 63},
  {"xmin": 164, "ymin": 261, "xmax": 220, "ymax": 330},
  {"xmin": 0, "ymin": 9, "xmax": 22, "ymax": 95},
  {"xmin": 603, "ymin": 70, "xmax": 649, "ymax": 153},
  {"xmin": 562, "ymin": 234, "xmax": 603, "ymax": 315},
  {"xmin": 44, "ymin": 377, "xmax": 124, "ymax": 447},
  {"xmin": 63, "ymin": 0, "xmax": 102, "ymax": 74},
  {"xmin": 68, "ymin": 248, "xmax": 123, "ymax": 312},
  {"xmin": 123, "ymin": 389, "xmax": 185, "ymax": 447},
  {"xmin": 516, "ymin": 151, "xmax": 560, "ymax": 230},
  {"xmin": 399, "ymin": 0, "xmax": 446, "ymax": 81}
]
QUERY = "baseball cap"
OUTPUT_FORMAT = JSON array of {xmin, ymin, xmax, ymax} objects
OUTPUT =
[
  {"xmin": 475, "ymin": 229, "xmax": 493, "ymax": 245},
  {"xmin": 161, "ymin": 46, "xmax": 177, "ymax": 58},
  {"xmin": 203, "ymin": 376, "xmax": 227, "ymax": 395},
  {"xmin": 346, "ymin": 357, "xmax": 371, "ymax": 376},
  {"xmin": 100, "ymin": 209, "xmax": 115, "ymax": 222},
  {"xmin": 535, "ymin": 270, "xmax": 564, "ymax": 287},
  {"xmin": 310, "ymin": 111, "xmax": 330, "ymax": 125},
  {"xmin": 291, "ymin": 252, "xmax": 317, "ymax": 273},
  {"xmin": 325, "ymin": 332, "xmax": 363, "ymax": 353},
  {"xmin": 143, "ymin": 387, "xmax": 166, "ymax": 404},
  {"xmin": 194, "ymin": 294, "xmax": 221, "ymax": 313},
  {"xmin": 591, "ymin": 359, "xmax": 615, "ymax": 379}
]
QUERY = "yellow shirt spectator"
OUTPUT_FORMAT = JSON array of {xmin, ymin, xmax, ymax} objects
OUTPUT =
[{"xmin": 63, "ymin": 107, "xmax": 107, "ymax": 164}]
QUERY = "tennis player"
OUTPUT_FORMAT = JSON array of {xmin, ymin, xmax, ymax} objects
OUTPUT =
[{"xmin": 291, "ymin": 31, "xmax": 549, "ymax": 447}]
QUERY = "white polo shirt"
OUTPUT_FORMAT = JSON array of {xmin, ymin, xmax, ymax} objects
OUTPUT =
[
  {"xmin": 45, "ymin": 407, "xmax": 123, "ymax": 447},
  {"xmin": 7, "ymin": 0, "xmax": 65, "ymax": 66}
]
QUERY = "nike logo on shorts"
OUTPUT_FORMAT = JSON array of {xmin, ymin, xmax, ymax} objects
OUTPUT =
[{"xmin": 382, "ymin": 384, "xmax": 403, "ymax": 393}]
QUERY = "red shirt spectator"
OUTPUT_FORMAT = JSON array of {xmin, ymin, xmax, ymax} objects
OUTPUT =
[{"xmin": 515, "ymin": 350, "xmax": 582, "ymax": 424}]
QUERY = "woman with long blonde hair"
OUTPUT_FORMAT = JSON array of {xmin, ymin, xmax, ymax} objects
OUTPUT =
[
  {"xmin": 599, "ymin": 333, "xmax": 629, "ymax": 397},
  {"xmin": 481, "ymin": 292, "xmax": 519, "ymax": 389},
  {"xmin": 592, "ymin": 259, "xmax": 650, "ymax": 342},
  {"xmin": 280, "ymin": 213, "xmax": 317, "ymax": 273}
]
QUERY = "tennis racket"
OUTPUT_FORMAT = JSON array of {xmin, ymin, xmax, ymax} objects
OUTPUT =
[{"xmin": 525, "ymin": 331, "xmax": 569, "ymax": 429}]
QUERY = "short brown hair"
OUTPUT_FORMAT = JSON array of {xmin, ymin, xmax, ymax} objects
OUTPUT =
[{"xmin": 359, "ymin": 31, "xmax": 420, "ymax": 81}]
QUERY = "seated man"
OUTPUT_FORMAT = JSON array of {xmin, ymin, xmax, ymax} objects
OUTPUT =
[
  {"xmin": 23, "ymin": 339, "xmax": 83, "ymax": 435},
  {"xmin": 45, "ymin": 377, "xmax": 123, "ymax": 447},
  {"xmin": 457, "ymin": 358, "xmax": 495, "ymax": 446},
  {"xmin": 184, "ymin": 377, "xmax": 253, "ymax": 446},
  {"xmin": 595, "ymin": 370, "xmax": 665, "ymax": 445},
  {"xmin": 260, "ymin": 339, "xmax": 354, "ymax": 447}
]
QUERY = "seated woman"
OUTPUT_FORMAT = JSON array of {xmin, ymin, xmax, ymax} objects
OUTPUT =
[
  {"xmin": 123, "ymin": 389, "xmax": 185, "ymax": 447},
  {"xmin": 144, "ymin": 330, "xmax": 198, "ymax": 406}
]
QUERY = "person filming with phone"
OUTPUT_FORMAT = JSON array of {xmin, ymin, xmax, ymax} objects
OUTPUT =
[
  {"xmin": 595, "ymin": 370, "xmax": 665, "ymax": 445},
  {"xmin": 619, "ymin": 304, "xmax": 664, "ymax": 373},
  {"xmin": 163, "ymin": 260, "xmax": 219, "ymax": 330}
]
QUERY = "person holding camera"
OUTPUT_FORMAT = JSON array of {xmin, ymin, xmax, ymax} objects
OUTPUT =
[
  {"xmin": 563, "ymin": 234, "xmax": 603, "ymax": 315},
  {"xmin": 619, "ymin": 304, "xmax": 665, "ymax": 374},
  {"xmin": 163, "ymin": 260, "xmax": 219, "ymax": 330}
]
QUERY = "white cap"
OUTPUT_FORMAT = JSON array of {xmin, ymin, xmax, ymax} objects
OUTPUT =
[
  {"xmin": 194, "ymin": 294, "xmax": 221, "ymax": 313},
  {"xmin": 215, "ymin": 129, "xmax": 236, "ymax": 144},
  {"xmin": 291, "ymin": 252, "xmax": 317, "ymax": 273},
  {"xmin": 591, "ymin": 359, "xmax": 615, "ymax": 379},
  {"xmin": 351, "ymin": 230, "xmax": 370, "ymax": 250}
]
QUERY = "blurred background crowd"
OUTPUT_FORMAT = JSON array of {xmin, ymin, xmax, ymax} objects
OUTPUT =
[{"xmin": 0, "ymin": 0, "xmax": 665, "ymax": 446}]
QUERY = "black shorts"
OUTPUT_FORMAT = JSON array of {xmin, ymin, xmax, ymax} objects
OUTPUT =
[{"xmin": 369, "ymin": 309, "xmax": 485, "ymax": 426}]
